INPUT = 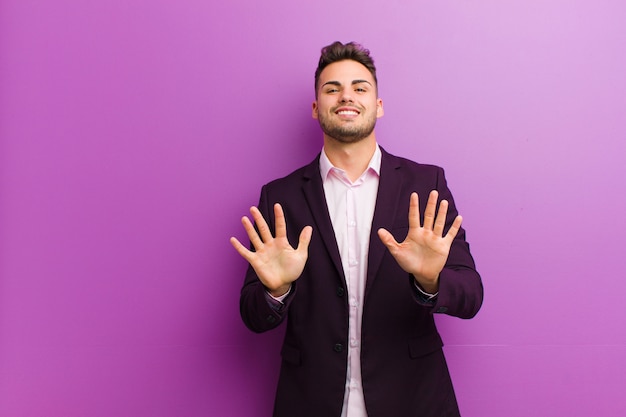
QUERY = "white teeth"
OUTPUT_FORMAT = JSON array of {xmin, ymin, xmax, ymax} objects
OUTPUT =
[{"xmin": 338, "ymin": 110, "xmax": 358, "ymax": 115}]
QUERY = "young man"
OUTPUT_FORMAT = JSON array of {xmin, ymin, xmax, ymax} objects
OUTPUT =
[{"xmin": 230, "ymin": 41, "xmax": 483, "ymax": 417}]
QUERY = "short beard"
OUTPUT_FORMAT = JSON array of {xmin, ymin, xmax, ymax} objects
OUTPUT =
[{"xmin": 318, "ymin": 114, "xmax": 377, "ymax": 144}]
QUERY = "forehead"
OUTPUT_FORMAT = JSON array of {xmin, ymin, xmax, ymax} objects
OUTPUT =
[{"xmin": 318, "ymin": 60, "xmax": 376, "ymax": 86}]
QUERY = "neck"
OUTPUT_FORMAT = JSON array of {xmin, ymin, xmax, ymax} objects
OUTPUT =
[{"xmin": 323, "ymin": 135, "xmax": 377, "ymax": 182}]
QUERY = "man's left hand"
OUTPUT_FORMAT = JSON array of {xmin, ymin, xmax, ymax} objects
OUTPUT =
[{"xmin": 377, "ymin": 190, "xmax": 462, "ymax": 293}]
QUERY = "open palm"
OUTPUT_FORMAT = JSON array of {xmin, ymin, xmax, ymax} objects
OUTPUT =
[
  {"xmin": 230, "ymin": 203, "xmax": 312, "ymax": 296},
  {"xmin": 377, "ymin": 191, "xmax": 462, "ymax": 292}
]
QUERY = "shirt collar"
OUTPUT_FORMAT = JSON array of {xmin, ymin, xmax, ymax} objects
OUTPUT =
[{"xmin": 320, "ymin": 144, "xmax": 382, "ymax": 182}]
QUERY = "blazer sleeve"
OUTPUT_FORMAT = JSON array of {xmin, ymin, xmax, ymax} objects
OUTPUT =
[
  {"xmin": 239, "ymin": 184, "xmax": 297, "ymax": 333},
  {"xmin": 410, "ymin": 167, "xmax": 483, "ymax": 319}
]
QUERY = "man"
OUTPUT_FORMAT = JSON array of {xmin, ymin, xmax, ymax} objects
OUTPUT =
[{"xmin": 230, "ymin": 41, "xmax": 483, "ymax": 417}]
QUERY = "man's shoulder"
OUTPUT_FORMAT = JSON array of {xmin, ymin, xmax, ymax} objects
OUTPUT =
[
  {"xmin": 263, "ymin": 154, "xmax": 320, "ymax": 189},
  {"xmin": 381, "ymin": 147, "xmax": 444, "ymax": 175}
]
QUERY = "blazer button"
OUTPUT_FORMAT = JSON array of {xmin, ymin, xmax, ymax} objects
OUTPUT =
[
  {"xmin": 333, "ymin": 343, "xmax": 344, "ymax": 352},
  {"xmin": 436, "ymin": 307, "xmax": 448, "ymax": 314},
  {"xmin": 336, "ymin": 287, "xmax": 345, "ymax": 297},
  {"xmin": 266, "ymin": 315, "xmax": 277, "ymax": 323}
]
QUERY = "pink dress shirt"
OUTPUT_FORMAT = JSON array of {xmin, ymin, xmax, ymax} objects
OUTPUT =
[{"xmin": 319, "ymin": 145, "xmax": 381, "ymax": 417}]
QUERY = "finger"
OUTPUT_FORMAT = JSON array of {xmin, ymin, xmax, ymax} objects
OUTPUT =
[
  {"xmin": 433, "ymin": 199, "xmax": 449, "ymax": 236},
  {"xmin": 444, "ymin": 215, "xmax": 463, "ymax": 243},
  {"xmin": 296, "ymin": 225, "xmax": 313, "ymax": 254},
  {"xmin": 377, "ymin": 228, "xmax": 399, "ymax": 250},
  {"xmin": 423, "ymin": 190, "xmax": 439, "ymax": 230},
  {"xmin": 229, "ymin": 236, "xmax": 254, "ymax": 262},
  {"xmin": 408, "ymin": 192, "xmax": 421, "ymax": 229},
  {"xmin": 274, "ymin": 203, "xmax": 287, "ymax": 238},
  {"xmin": 237, "ymin": 215, "xmax": 265, "ymax": 250},
  {"xmin": 249, "ymin": 206, "xmax": 274, "ymax": 242},
  {"xmin": 241, "ymin": 214, "xmax": 268, "ymax": 249}
]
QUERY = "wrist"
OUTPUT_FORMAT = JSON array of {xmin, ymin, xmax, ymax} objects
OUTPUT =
[
  {"xmin": 268, "ymin": 284, "xmax": 291, "ymax": 298},
  {"xmin": 412, "ymin": 275, "xmax": 439, "ymax": 295}
]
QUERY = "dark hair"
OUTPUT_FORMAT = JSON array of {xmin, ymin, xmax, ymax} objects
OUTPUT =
[{"xmin": 314, "ymin": 41, "xmax": 377, "ymax": 95}]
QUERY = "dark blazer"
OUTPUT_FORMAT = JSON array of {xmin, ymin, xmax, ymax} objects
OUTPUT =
[{"xmin": 240, "ymin": 148, "xmax": 483, "ymax": 417}]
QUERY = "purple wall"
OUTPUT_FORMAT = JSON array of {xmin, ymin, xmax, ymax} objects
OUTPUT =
[{"xmin": 1, "ymin": 0, "xmax": 625, "ymax": 416}]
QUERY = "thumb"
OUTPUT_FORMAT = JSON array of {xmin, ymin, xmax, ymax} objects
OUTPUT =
[
  {"xmin": 377, "ymin": 228, "xmax": 398, "ymax": 249},
  {"xmin": 297, "ymin": 226, "xmax": 313, "ymax": 253}
]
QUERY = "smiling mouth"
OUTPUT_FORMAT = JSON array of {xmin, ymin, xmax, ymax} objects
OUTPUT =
[{"xmin": 336, "ymin": 108, "xmax": 360, "ymax": 116}]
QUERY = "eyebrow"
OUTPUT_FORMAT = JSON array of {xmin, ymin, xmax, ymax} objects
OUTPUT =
[{"xmin": 321, "ymin": 79, "xmax": 373, "ymax": 88}]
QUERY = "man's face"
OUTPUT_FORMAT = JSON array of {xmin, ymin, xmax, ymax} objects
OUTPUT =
[{"xmin": 313, "ymin": 60, "xmax": 384, "ymax": 144}]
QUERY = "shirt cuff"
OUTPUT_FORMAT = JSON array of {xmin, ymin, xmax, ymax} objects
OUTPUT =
[
  {"xmin": 413, "ymin": 280, "xmax": 438, "ymax": 303},
  {"xmin": 264, "ymin": 285, "xmax": 292, "ymax": 311}
]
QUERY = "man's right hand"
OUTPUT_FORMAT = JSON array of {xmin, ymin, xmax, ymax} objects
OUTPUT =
[{"xmin": 230, "ymin": 203, "xmax": 312, "ymax": 296}]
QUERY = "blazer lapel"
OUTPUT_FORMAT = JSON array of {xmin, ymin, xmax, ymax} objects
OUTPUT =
[
  {"xmin": 365, "ymin": 149, "xmax": 404, "ymax": 298},
  {"xmin": 301, "ymin": 156, "xmax": 345, "ymax": 281}
]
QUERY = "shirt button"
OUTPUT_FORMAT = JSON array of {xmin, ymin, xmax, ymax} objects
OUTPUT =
[
  {"xmin": 349, "ymin": 259, "xmax": 358, "ymax": 266},
  {"xmin": 350, "ymin": 339, "xmax": 359, "ymax": 347},
  {"xmin": 349, "ymin": 298, "xmax": 358, "ymax": 307}
]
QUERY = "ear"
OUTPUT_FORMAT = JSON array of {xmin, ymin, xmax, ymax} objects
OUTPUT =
[
  {"xmin": 312, "ymin": 101, "xmax": 319, "ymax": 119},
  {"xmin": 376, "ymin": 98, "xmax": 384, "ymax": 118}
]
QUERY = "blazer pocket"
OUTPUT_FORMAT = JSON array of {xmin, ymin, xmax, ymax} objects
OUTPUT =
[
  {"xmin": 408, "ymin": 332, "xmax": 444, "ymax": 359},
  {"xmin": 280, "ymin": 344, "xmax": 302, "ymax": 366}
]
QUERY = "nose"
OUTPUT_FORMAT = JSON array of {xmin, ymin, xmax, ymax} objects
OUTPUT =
[{"xmin": 339, "ymin": 90, "xmax": 354, "ymax": 103}]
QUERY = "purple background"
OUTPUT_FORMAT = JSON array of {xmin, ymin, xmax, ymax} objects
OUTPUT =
[{"xmin": 1, "ymin": 0, "xmax": 625, "ymax": 416}]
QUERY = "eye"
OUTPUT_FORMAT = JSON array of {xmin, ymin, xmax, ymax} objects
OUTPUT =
[{"xmin": 355, "ymin": 87, "xmax": 367, "ymax": 93}]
